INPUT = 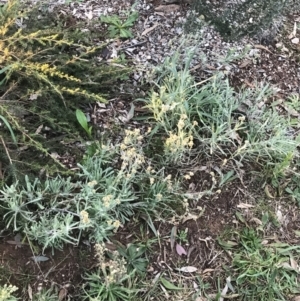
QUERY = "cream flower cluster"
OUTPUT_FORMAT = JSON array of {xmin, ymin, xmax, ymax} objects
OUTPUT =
[
  {"xmin": 94, "ymin": 243, "xmax": 127, "ymax": 285},
  {"xmin": 119, "ymin": 129, "xmax": 145, "ymax": 178},
  {"xmin": 0, "ymin": 284, "xmax": 18, "ymax": 301},
  {"xmin": 165, "ymin": 114, "xmax": 196, "ymax": 159}
]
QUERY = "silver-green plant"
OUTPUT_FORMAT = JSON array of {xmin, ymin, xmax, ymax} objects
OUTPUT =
[
  {"xmin": 82, "ymin": 243, "xmax": 137, "ymax": 301},
  {"xmin": 0, "ymin": 129, "xmax": 184, "ymax": 252},
  {"xmin": 142, "ymin": 40, "xmax": 299, "ymax": 180},
  {"xmin": 32, "ymin": 287, "xmax": 58, "ymax": 301}
]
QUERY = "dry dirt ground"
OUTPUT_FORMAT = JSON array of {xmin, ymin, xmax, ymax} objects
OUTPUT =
[{"xmin": 1, "ymin": 0, "xmax": 300, "ymax": 300}]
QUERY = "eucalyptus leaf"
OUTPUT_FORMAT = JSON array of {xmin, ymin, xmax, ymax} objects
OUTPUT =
[{"xmin": 31, "ymin": 255, "xmax": 49, "ymax": 262}]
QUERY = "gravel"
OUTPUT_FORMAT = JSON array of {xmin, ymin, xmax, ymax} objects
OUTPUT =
[{"xmin": 22, "ymin": 0, "xmax": 300, "ymax": 96}]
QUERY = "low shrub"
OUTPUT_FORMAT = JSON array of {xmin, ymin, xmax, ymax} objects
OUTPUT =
[
  {"xmin": 142, "ymin": 39, "xmax": 299, "ymax": 182},
  {"xmin": 0, "ymin": 0, "xmax": 129, "ymax": 184}
]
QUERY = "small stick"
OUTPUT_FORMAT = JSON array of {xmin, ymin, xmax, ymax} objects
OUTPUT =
[{"xmin": 0, "ymin": 135, "xmax": 12, "ymax": 165}]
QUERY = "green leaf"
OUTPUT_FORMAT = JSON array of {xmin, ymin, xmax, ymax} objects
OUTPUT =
[
  {"xmin": 219, "ymin": 170, "xmax": 237, "ymax": 187},
  {"xmin": 76, "ymin": 109, "xmax": 88, "ymax": 132},
  {"xmin": 0, "ymin": 64, "xmax": 12, "ymax": 85},
  {"xmin": 108, "ymin": 27, "xmax": 119, "ymax": 38},
  {"xmin": 123, "ymin": 12, "xmax": 138, "ymax": 27},
  {"xmin": 235, "ymin": 211, "xmax": 246, "ymax": 224},
  {"xmin": 262, "ymin": 212, "xmax": 269, "ymax": 226},
  {"xmin": 217, "ymin": 237, "xmax": 238, "ymax": 249},
  {"xmin": 0, "ymin": 64, "xmax": 13, "ymax": 75},
  {"xmin": 145, "ymin": 215, "xmax": 157, "ymax": 236},
  {"xmin": 160, "ymin": 277, "xmax": 182, "ymax": 290},
  {"xmin": 120, "ymin": 28, "xmax": 132, "ymax": 38},
  {"xmin": 125, "ymin": 103, "xmax": 135, "ymax": 122},
  {"xmin": 0, "ymin": 115, "xmax": 17, "ymax": 145},
  {"xmin": 76, "ymin": 109, "xmax": 92, "ymax": 138},
  {"xmin": 294, "ymin": 230, "xmax": 300, "ymax": 237}
]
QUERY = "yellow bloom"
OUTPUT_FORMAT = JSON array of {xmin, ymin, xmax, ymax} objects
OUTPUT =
[
  {"xmin": 113, "ymin": 220, "xmax": 121, "ymax": 229},
  {"xmin": 0, "ymin": 284, "xmax": 18, "ymax": 301},
  {"xmin": 87, "ymin": 180, "xmax": 97, "ymax": 187},
  {"xmin": 80, "ymin": 210, "xmax": 90, "ymax": 224},
  {"xmin": 40, "ymin": 63, "xmax": 50, "ymax": 72},
  {"xmin": 181, "ymin": 114, "xmax": 188, "ymax": 120},
  {"xmin": 177, "ymin": 118, "xmax": 185, "ymax": 130},
  {"xmin": 156, "ymin": 193, "xmax": 163, "ymax": 201},
  {"xmin": 3, "ymin": 47, "xmax": 9, "ymax": 57},
  {"xmin": 103, "ymin": 194, "xmax": 113, "ymax": 208}
]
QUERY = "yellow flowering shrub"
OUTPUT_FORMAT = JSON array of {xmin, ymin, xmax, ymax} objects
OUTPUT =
[
  {"xmin": 0, "ymin": 0, "xmax": 129, "ymax": 181},
  {"xmin": 0, "ymin": 1, "xmax": 105, "ymax": 103}
]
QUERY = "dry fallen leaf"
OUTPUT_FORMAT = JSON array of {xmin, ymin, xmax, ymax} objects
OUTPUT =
[
  {"xmin": 290, "ymin": 22, "xmax": 297, "ymax": 38},
  {"xmin": 290, "ymin": 256, "xmax": 298, "ymax": 270},
  {"xmin": 250, "ymin": 217, "xmax": 262, "ymax": 225},
  {"xmin": 264, "ymin": 185, "xmax": 274, "ymax": 198},
  {"xmin": 237, "ymin": 203, "xmax": 255, "ymax": 209},
  {"xmin": 142, "ymin": 23, "xmax": 159, "ymax": 36},
  {"xmin": 202, "ymin": 268, "xmax": 215, "ymax": 274},
  {"xmin": 239, "ymin": 59, "xmax": 251, "ymax": 68},
  {"xmin": 176, "ymin": 266, "xmax": 197, "ymax": 273},
  {"xmin": 193, "ymin": 281, "xmax": 199, "ymax": 290},
  {"xmin": 154, "ymin": 4, "xmax": 180, "ymax": 12},
  {"xmin": 28, "ymin": 284, "xmax": 33, "ymax": 300},
  {"xmin": 58, "ymin": 288, "xmax": 68, "ymax": 301},
  {"xmin": 35, "ymin": 124, "xmax": 43, "ymax": 135},
  {"xmin": 254, "ymin": 44, "xmax": 273, "ymax": 54},
  {"xmin": 160, "ymin": 284, "xmax": 170, "ymax": 299},
  {"xmin": 7, "ymin": 233, "xmax": 23, "ymax": 249},
  {"xmin": 276, "ymin": 209, "xmax": 283, "ymax": 223},
  {"xmin": 219, "ymin": 283, "xmax": 228, "ymax": 301},
  {"xmin": 170, "ymin": 226, "xmax": 177, "ymax": 251},
  {"xmin": 176, "ymin": 243, "xmax": 187, "ymax": 256},
  {"xmin": 124, "ymin": 103, "xmax": 135, "ymax": 123},
  {"xmin": 181, "ymin": 213, "xmax": 198, "ymax": 223},
  {"xmin": 280, "ymin": 262, "xmax": 293, "ymax": 269},
  {"xmin": 30, "ymin": 255, "xmax": 49, "ymax": 262}
]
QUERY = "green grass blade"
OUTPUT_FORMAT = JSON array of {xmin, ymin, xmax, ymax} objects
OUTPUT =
[{"xmin": 0, "ymin": 115, "xmax": 17, "ymax": 145}]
